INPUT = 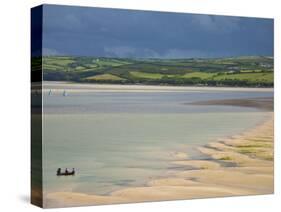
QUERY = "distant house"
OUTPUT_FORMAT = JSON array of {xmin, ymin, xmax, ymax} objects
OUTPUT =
[
  {"xmin": 227, "ymin": 66, "xmax": 240, "ymax": 70},
  {"xmin": 260, "ymin": 63, "xmax": 272, "ymax": 68}
]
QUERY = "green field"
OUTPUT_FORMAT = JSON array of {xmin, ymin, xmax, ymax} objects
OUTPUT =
[
  {"xmin": 213, "ymin": 72, "xmax": 273, "ymax": 83},
  {"xmin": 183, "ymin": 72, "xmax": 216, "ymax": 79},
  {"xmin": 85, "ymin": 74, "xmax": 125, "ymax": 81},
  {"xmin": 43, "ymin": 57, "xmax": 75, "ymax": 67},
  {"xmin": 130, "ymin": 71, "xmax": 165, "ymax": 79},
  {"xmin": 42, "ymin": 56, "xmax": 273, "ymax": 87}
]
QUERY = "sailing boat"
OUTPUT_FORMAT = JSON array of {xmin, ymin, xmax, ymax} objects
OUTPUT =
[{"xmin": 63, "ymin": 90, "xmax": 68, "ymax": 96}]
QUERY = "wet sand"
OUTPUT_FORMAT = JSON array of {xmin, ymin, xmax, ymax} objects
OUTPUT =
[
  {"xmin": 44, "ymin": 96, "xmax": 274, "ymax": 208},
  {"xmin": 188, "ymin": 97, "xmax": 273, "ymax": 111}
]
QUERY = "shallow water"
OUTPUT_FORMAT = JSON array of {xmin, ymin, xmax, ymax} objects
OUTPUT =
[{"xmin": 42, "ymin": 87, "xmax": 272, "ymax": 195}]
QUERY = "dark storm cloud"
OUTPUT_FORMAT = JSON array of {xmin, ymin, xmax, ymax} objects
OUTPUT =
[{"xmin": 42, "ymin": 4, "xmax": 273, "ymax": 58}]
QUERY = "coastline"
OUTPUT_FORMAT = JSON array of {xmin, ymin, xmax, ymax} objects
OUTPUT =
[
  {"xmin": 44, "ymin": 97, "xmax": 274, "ymax": 208},
  {"xmin": 43, "ymin": 81, "xmax": 274, "ymax": 93}
]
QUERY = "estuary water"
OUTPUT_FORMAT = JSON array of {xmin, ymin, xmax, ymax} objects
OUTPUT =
[{"xmin": 42, "ymin": 84, "xmax": 273, "ymax": 195}]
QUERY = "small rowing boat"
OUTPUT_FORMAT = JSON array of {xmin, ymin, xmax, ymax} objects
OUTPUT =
[{"xmin": 56, "ymin": 168, "xmax": 75, "ymax": 176}]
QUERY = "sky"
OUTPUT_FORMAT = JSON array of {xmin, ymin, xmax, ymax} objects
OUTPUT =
[{"xmin": 41, "ymin": 4, "xmax": 273, "ymax": 58}]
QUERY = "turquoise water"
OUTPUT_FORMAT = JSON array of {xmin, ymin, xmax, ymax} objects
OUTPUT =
[{"xmin": 42, "ymin": 89, "xmax": 272, "ymax": 195}]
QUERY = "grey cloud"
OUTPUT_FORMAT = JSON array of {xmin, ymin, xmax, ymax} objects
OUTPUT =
[
  {"xmin": 191, "ymin": 15, "xmax": 241, "ymax": 33},
  {"xmin": 42, "ymin": 4, "xmax": 273, "ymax": 58},
  {"xmin": 42, "ymin": 48, "xmax": 62, "ymax": 56}
]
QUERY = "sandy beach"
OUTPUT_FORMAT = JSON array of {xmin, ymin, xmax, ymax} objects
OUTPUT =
[{"xmin": 44, "ymin": 94, "xmax": 274, "ymax": 208}]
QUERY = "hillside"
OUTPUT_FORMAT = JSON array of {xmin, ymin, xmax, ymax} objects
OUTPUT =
[{"xmin": 41, "ymin": 56, "xmax": 274, "ymax": 87}]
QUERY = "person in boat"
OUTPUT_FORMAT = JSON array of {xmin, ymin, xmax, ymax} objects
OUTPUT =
[
  {"xmin": 71, "ymin": 168, "xmax": 75, "ymax": 175},
  {"xmin": 65, "ymin": 168, "xmax": 69, "ymax": 174},
  {"xmin": 57, "ymin": 168, "xmax": 61, "ymax": 176}
]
